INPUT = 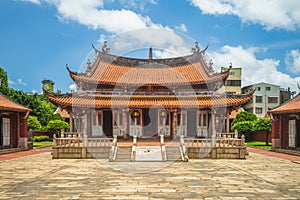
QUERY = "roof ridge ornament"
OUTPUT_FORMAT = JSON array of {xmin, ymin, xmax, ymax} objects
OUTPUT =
[
  {"xmin": 149, "ymin": 47, "xmax": 153, "ymax": 62},
  {"xmin": 192, "ymin": 41, "xmax": 200, "ymax": 53},
  {"xmin": 102, "ymin": 41, "xmax": 110, "ymax": 53}
]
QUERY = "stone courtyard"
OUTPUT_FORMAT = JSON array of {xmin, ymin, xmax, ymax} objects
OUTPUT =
[{"xmin": 0, "ymin": 151, "xmax": 299, "ymax": 199}]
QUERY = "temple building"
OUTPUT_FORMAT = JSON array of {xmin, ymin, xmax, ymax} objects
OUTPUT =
[
  {"xmin": 0, "ymin": 93, "xmax": 30, "ymax": 151},
  {"xmin": 45, "ymin": 42, "xmax": 253, "ymax": 140},
  {"xmin": 269, "ymin": 93, "xmax": 300, "ymax": 150}
]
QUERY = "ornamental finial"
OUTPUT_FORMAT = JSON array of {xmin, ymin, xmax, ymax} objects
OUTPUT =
[
  {"xmin": 192, "ymin": 41, "xmax": 200, "ymax": 53},
  {"xmin": 102, "ymin": 41, "xmax": 110, "ymax": 53}
]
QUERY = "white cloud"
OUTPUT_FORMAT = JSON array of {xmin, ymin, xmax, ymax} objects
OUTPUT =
[
  {"xmin": 208, "ymin": 45, "xmax": 300, "ymax": 91},
  {"xmin": 16, "ymin": 0, "xmax": 41, "ymax": 5},
  {"xmin": 17, "ymin": 78, "xmax": 27, "ymax": 86},
  {"xmin": 285, "ymin": 49, "xmax": 300, "ymax": 75},
  {"xmin": 119, "ymin": 0, "xmax": 158, "ymax": 11},
  {"xmin": 189, "ymin": 0, "xmax": 300, "ymax": 30},
  {"xmin": 69, "ymin": 83, "xmax": 77, "ymax": 92},
  {"xmin": 108, "ymin": 28, "xmax": 195, "ymax": 57},
  {"xmin": 175, "ymin": 24, "xmax": 188, "ymax": 32},
  {"xmin": 40, "ymin": 0, "xmax": 159, "ymax": 33}
]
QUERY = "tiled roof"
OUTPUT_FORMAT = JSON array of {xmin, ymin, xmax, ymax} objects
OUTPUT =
[
  {"xmin": 269, "ymin": 93, "xmax": 300, "ymax": 114},
  {"xmin": 68, "ymin": 50, "xmax": 229, "ymax": 86},
  {"xmin": 46, "ymin": 93, "xmax": 253, "ymax": 109},
  {"xmin": 0, "ymin": 93, "xmax": 31, "ymax": 112},
  {"xmin": 54, "ymin": 107, "xmax": 70, "ymax": 118}
]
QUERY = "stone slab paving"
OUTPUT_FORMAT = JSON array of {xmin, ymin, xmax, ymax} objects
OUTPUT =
[{"xmin": 0, "ymin": 151, "xmax": 299, "ymax": 199}]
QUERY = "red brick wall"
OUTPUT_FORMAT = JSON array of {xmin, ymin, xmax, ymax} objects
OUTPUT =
[
  {"xmin": 249, "ymin": 132, "xmax": 272, "ymax": 142},
  {"xmin": 28, "ymin": 131, "xmax": 55, "ymax": 139},
  {"xmin": 281, "ymin": 118, "xmax": 289, "ymax": 149}
]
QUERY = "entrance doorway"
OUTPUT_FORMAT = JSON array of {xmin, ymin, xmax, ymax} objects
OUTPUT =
[
  {"xmin": 2, "ymin": 118, "xmax": 10, "ymax": 147},
  {"xmin": 103, "ymin": 110, "xmax": 113, "ymax": 137},
  {"xmin": 289, "ymin": 120, "xmax": 296, "ymax": 148},
  {"xmin": 143, "ymin": 108, "xmax": 158, "ymax": 137}
]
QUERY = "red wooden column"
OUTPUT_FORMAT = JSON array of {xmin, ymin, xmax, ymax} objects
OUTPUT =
[
  {"xmin": 271, "ymin": 119, "xmax": 279, "ymax": 149},
  {"xmin": 19, "ymin": 112, "xmax": 29, "ymax": 150},
  {"xmin": 172, "ymin": 109, "xmax": 177, "ymax": 138}
]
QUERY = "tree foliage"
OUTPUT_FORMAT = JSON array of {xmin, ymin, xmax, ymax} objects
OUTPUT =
[
  {"xmin": 231, "ymin": 121, "xmax": 254, "ymax": 135},
  {"xmin": 254, "ymin": 118, "xmax": 272, "ymax": 133},
  {"xmin": 46, "ymin": 119, "xmax": 69, "ymax": 132},
  {"xmin": 231, "ymin": 111, "xmax": 257, "ymax": 125},
  {"xmin": 28, "ymin": 116, "xmax": 42, "ymax": 131},
  {"xmin": 254, "ymin": 118, "xmax": 272, "ymax": 145},
  {"xmin": 0, "ymin": 67, "xmax": 58, "ymax": 128},
  {"xmin": 231, "ymin": 111, "xmax": 258, "ymax": 140}
]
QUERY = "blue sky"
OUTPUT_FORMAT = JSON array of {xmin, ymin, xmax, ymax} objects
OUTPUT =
[{"xmin": 1, "ymin": 0, "xmax": 300, "ymax": 93}]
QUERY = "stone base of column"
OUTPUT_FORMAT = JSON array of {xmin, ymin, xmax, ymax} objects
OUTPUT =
[
  {"xmin": 19, "ymin": 137, "xmax": 28, "ymax": 151},
  {"xmin": 272, "ymin": 139, "xmax": 281, "ymax": 150}
]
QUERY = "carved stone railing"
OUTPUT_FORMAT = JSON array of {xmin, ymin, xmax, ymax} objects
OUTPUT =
[
  {"xmin": 185, "ymin": 135, "xmax": 245, "ymax": 148},
  {"xmin": 160, "ymin": 134, "xmax": 167, "ymax": 161},
  {"xmin": 53, "ymin": 134, "xmax": 82, "ymax": 147},
  {"xmin": 131, "ymin": 135, "xmax": 137, "ymax": 161},
  {"xmin": 109, "ymin": 135, "xmax": 118, "ymax": 161},
  {"xmin": 61, "ymin": 132, "xmax": 82, "ymax": 138},
  {"xmin": 53, "ymin": 133, "xmax": 114, "ymax": 148},
  {"xmin": 179, "ymin": 135, "xmax": 188, "ymax": 162}
]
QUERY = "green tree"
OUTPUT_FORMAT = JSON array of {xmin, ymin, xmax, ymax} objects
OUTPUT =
[
  {"xmin": 0, "ymin": 67, "xmax": 10, "ymax": 95},
  {"xmin": 231, "ymin": 111, "xmax": 257, "ymax": 125},
  {"xmin": 46, "ymin": 119, "xmax": 70, "ymax": 136},
  {"xmin": 28, "ymin": 115, "xmax": 42, "ymax": 131},
  {"xmin": 231, "ymin": 111, "xmax": 257, "ymax": 140},
  {"xmin": 231, "ymin": 121, "xmax": 255, "ymax": 139},
  {"xmin": 0, "ymin": 67, "xmax": 58, "ymax": 129},
  {"xmin": 254, "ymin": 118, "xmax": 272, "ymax": 146}
]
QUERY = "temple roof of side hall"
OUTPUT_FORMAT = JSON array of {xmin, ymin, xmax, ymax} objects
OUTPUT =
[{"xmin": 45, "ymin": 91, "xmax": 254, "ymax": 110}]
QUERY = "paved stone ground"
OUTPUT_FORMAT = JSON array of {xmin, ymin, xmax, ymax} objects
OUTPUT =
[
  {"xmin": 247, "ymin": 147, "xmax": 300, "ymax": 162},
  {"xmin": 0, "ymin": 151, "xmax": 299, "ymax": 199}
]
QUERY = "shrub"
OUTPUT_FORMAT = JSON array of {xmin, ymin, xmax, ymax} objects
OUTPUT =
[{"xmin": 33, "ymin": 135, "xmax": 50, "ymax": 142}]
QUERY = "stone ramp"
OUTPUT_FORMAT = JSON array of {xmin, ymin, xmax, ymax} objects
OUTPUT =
[{"xmin": 135, "ymin": 146, "xmax": 163, "ymax": 161}]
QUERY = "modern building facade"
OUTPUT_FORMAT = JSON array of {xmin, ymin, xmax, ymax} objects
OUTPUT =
[
  {"xmin": 45, "ymin": 43, "xmax": 253, "ymax": 139},
  {"xmin": 242, "ymin": 83, "xmax": 281, "ymax": 118},
  {"xmin": 0, "ymin": 93, "xmax": 30, "ymax": 150},
  {"xmin": 219, "ymin": 67, "xmax": 242, "ymax": 95}
]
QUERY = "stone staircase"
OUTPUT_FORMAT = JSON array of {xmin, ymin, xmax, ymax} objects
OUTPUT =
[
  {"xmin": 87, "ymin": 147, "xmax": 110, "ymax": 159},
  {"xmin": 114, "ymin": 146, "xmax": 132, "ymax": 162},
  {"xmin": 165, "ymin": 146, "xmax": 182, "ymax": 161}
]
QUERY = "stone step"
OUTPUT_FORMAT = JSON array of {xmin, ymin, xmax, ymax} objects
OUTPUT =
[
  {"xmin": 114, "ymin": 147, "xmax": 132, "ymax": 162},
  {"xmin": 165, "ymin": 146, "xmax": 182, "ymax": 161}
]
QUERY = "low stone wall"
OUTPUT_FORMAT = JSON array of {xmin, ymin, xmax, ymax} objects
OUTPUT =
[
  {"xmin": 52, "ymin": 147, "xmax": 110, "ymax": 159},
  {"xmin": 188, "ymin": 146, "xmax": 246, "ymax": 159}
]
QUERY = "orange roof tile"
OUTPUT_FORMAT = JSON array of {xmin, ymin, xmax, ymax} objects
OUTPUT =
[
  {"xmin": 54, "ymin": 107, "xmax": 70, "ymax": 118},
  {"xmin": 269, "ymin": 93, "xmax": 300, "ymax": 114},
  {"xmin": 46, "ymin": 93, "xmax": 253, "ymax": 109},
  {"xmin": 0, "ymin": 93, "xmax": 31, "ymax": 113},
  {"xmin": 68, "ymin": 51, "xmax": 229, "ymax": 86}
]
